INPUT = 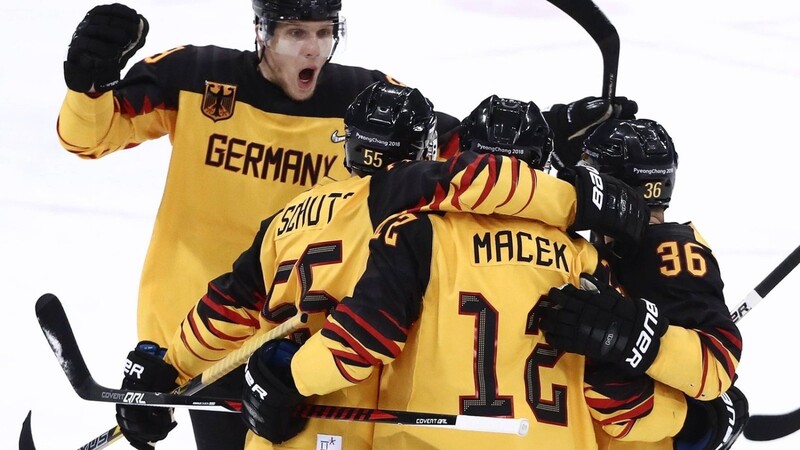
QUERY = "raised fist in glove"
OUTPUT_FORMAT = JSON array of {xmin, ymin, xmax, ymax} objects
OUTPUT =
[
  {"xmin": 539, "ymin": 274, "xmax": 668, "ymax": 376},
  {"xmin": 65, "ymin": 3, "xmax": 149, "ymax": 93},
  {"xmin": 564, "ymin": 164, "xmax": 649, "ymax": 244},
  {"xmin": 545, "ymin": 96, "xmax": 638, "ymax": 171},
  {"xmin": 242, "ymin": 339, "xmax": 308, "ymax": 444},
  {"xmin": 675, "ymin": 385, "xmax": 749, "ymax": 450},
  {"xmin": 116, "ymin": 341, "xmax": 179, "ymax": 450}
]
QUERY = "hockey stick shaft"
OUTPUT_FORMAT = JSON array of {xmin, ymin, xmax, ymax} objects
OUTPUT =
[
  {"xmin": 730, "ymin": 243, "xmax": 800, "ymax": 323},
  {"xmin": 728, "ymin": 244, "xmax": 800, "ymax": 441},
  {"xmin": 546, "ymin": 0, "xmax": 620, "ymax": 101},
  {"xmin": 296, "ymin": 404, "xmax": 529, "ymax": 436},
  {"xmin": 26, "ymin": 382, "xmax": 529, "ymax": 435},
  {"xmin": 26, "ymin": 394, "xmax": 529, "ymax": 436},
  {"xmin": 24, "ymin": 293, "xmax": 307, "ymax": 450}
]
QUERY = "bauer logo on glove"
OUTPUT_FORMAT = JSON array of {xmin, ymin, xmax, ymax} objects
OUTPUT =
[{"xmin": 624, "ymin": 298, "xmax": 661, "ymax": 370}]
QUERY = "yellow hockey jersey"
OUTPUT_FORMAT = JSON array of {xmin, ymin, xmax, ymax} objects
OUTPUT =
[{"xmin": 293, "ymin": 212, "xmax": 687, "ymax": 449}]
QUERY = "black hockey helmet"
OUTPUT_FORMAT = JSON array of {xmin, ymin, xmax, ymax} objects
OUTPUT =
[
  {"xmin": 344, "ymin": 81, "xmax": 438, "ymax": 175},
  {"xmin": 459, "ymin": 95, "xmax": 553, "ymax": 170},
  {"xmin": 253, "ymin": 0, "xmax": 345, "ymax": 60},
  {"xmin": 582, "ymin": 118, "xmax": 678, "ymax": 208},
  {"xmin": 253, "ymin": 0, "xmax": 341, "ymax": 21}
]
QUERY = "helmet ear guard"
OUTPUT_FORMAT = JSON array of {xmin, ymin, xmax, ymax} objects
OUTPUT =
[
  {"xmin": 344, "ymin": 81, "xmax": 438, "ymax": 175},
  {"xmin": 459, "ymin": 95, "xmax": 553, "ymax": 170},
  {"xmin": 583, "ymin": 118, "xmax": 678, "ymax": 208}
]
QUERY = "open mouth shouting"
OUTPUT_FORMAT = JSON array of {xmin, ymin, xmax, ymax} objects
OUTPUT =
[{"xmin": 298, "ymin": 67, "xmax": 316, "ymax": 89}]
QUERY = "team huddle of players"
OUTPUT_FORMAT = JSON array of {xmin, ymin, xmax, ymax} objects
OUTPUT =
[{"xmin": 57, "ymin": 0, "xmax": 746, "ymax": 449}]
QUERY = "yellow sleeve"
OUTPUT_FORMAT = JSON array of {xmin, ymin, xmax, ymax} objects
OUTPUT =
[
  {"xmin": 57, "ymin": 89, "xmax": 173, "ymax": 158},
  {"xmin": 291, "ymin": 329, "xmax": 376, "ymax": 397},
  {"xmin": 164, "ymin": 302, "xmax": 262, "ymax": 384},
  {"xmin": 647, "ymin": 325, "xmax": 736, "ymax": 399},
  {"xmin": 488, "ymin": 167, "xmax": 577, "ymax": 228},
  {"xmin": 413, "ymin": 153, "xmax": 578, "ymax": 228}
]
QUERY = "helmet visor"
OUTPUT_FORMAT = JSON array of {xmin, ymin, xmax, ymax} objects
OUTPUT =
[{"xmin": 259, "ymin": 17, "xmax": 346, "ymax": 60}]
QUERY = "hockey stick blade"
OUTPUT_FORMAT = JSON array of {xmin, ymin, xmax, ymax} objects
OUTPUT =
[
  {"xmin": 35, "ymin": 293, "xmax": 242, "ymax": 411},
  {"xmin": 19, "ymin": 411, "xmax": 34, "ymax": 450},
  {"xmin": 730, "ymin": 243, "xmax": 800, "ymax": 323},
  {"xmin": 546, "ymin": 0, "xmax": 620, "ymax": 100},
  {"xmin": 18, "ymin": 410, "xmax": 118, "ymax": 450},
  {"xmin": 36, "ymin": 293, "xmax": 94, "ymax": 399},
  {"xmin": 744, "ymin": 407, "xmax": 800, "ymax": 441}
]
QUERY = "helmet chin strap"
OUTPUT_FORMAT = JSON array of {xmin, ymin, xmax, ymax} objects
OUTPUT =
[
  {"xmin": 257, "ymin": 19, "xmax": 271, "ymax": 60},
  {"xmin": 255, "ymin": 39, "xmax": 263, "ymax": 61},
  {"xmin": 254, "ymin": 37, "xmax": 274, "ymax": 83}
]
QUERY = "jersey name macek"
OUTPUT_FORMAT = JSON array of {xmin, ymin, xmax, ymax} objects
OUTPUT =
[{"xmin": 472, "ymin": 230, "xmax": 570, "ymax": 271}]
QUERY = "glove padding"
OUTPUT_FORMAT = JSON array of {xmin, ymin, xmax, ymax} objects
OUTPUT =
[
  {"xmin": 546, "ymin": 96, "xmax": 638, "ymax": 171},
  {"xmin": 565, "ymin": 164, "xmax": 650, "ymax": 244},
  {"xmin": 64, "ymin": 3, "xmax": 149, "ymax": 92},
  {"xmin": 539, "ymin": 274, "xmax": 668, "ymax": 376},
  {"xmin": 115, "ymin": 341, "xmax": 178, "ymax": 450},
  {"xmin": 242, "ymin": 339, "xmax": 308, "ymax": 444},
  {"xmin": 674, "ymin": 386, "xmax": 749, "ymax": 450}
]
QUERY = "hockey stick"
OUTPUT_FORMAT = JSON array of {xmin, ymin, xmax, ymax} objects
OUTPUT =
[
  {"xmin": 546, "ymin": 0, "xmax": 620, "ymax": 101},
  {"xmin": 20, "ymin": 395, "xmax": 529, "ymax": 445},
  {"xmin": 21, "ymin": 293, "xmax": 308, "ymax": 450},
  {"xmin": 724, "ymin": 244, "xmax": 800, "ymax": 441}
]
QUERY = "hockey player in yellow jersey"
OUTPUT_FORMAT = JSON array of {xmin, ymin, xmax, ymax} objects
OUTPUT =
[
  {"xmin": 541, "ymin": 118, "xmax": 748, "ymax": 450},
  {"xmin": 241, "ymin": 96, "xmax": 687, "ymax": 449}
]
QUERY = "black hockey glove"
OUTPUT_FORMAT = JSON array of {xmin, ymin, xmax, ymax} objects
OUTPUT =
[
  {"xmin": 564, "ymin": 164, "xmax": 650, "ymax": 244},
  {"xmin": 242, "ymin": 339, "xmax": 308, "ymax": 444},
  {"xmin": 674, "ymin": 386, "xmax": 749, "ymax": 450},
  {"xmin": 539, "ymin": 274, "xmax": 668, "ymax": 376},
  {"xmin": 64, "ymin": 3, "xmax": 149, "ymax": 93},
  {"xmin": 546, "ymin": 96, "xmax": 638, "ymax": 171},
  {"xmin": 115, "ymin": 341, "xmax": 178, "ymax": 450}
]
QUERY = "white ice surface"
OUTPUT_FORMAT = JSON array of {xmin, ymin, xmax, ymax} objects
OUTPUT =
[{"xmin": 2, "ymin": 0, "xmax": 799, "ymax": 448}]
